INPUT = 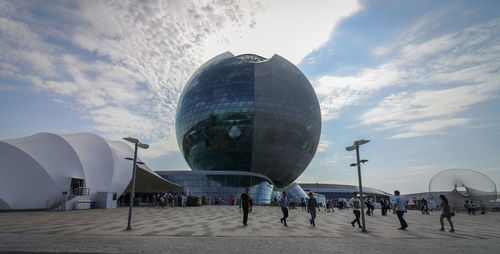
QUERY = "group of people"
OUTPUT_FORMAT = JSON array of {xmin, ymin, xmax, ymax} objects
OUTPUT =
[
  {"xmin": 239, "ymin": 190, "xmax": 321, "ymax": 227},
  {"xmin": 279, "ymin": 191, "xmax": 320, "ymax": 227},
  {"xmin": 273, "ymin": 195, "xmax": 299, "ymax": 209},
  {"xmin": 324, "ymin": 198, "xmax": 335, "ymax": 212},
  {"xmin": 201, "ymin": 195, "xmax": 226, "ymax": 205},
  {"xmin": 336, "ymin": 198, "xmax": 349, "ymax": 209},
  {"xmin": 464, "ymin": 200, "xmax": 488, "ymax": 215},
  {"xmin": 381, "ymin": 191, "xmax": 454, "ymax": 232},
  {"xmin": 152, "ymin": 192, "xmax": 187, "ymax": 208},
  {"xmin": 239, "ymin": 189, "xmax": 457, "ymax": 233}
]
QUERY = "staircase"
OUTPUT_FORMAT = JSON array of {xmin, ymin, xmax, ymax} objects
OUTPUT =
[
  {"xmin": 46, "ymin": 187, "xmax": 90, "ymax": 211},
  {"xmin": 46, "ymin": 194, "xmax": 67, "ymax": 211}
]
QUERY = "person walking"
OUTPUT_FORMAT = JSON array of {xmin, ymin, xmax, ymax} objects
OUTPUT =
[
  {"xmin": 348, "ymin": 192, "xmax": 362, "ymax": 229},
  {"xmin": 439, "ymin": 194, "xmax": 455, "ymax": 232},
  {"xmin": 380, "ymin": 197, "xmax": 387, "ymax": 216},
  {"xmin": 171, "ymin": 193, "xmax": 177, "ymax": 208},
  {"xmin": 280, "ymin": 191, "xmax": 289, "ymax": 226},
  {"xmin": 181, "ymin": 193, "xmax": 187, "ymax": 207},
  {"xmin": 464, "ymin": 200, "xmax": 471, "ymax": 214},
  {"xmin": 479, "ymin": 201, "xmax": 486, "ymax": 214},
  {"xmin": 470, "ymin": 201, "xmax": 476, "ymax": 215},
  {"xmin": 249, "ymin": 197, "xmax": 253, "ymax": 213},
  {"xmin": 365, "ymin": 196, "xmax": 375, "ymax": 216},
  {"xmin": 385, "ymin": 198, "xmax": 391, "ymax": 215},
  {"xmin": 421, "ymin": 198, "xmax": 425, "ymax": 214},
  {"xmin": 239, "ymin": 188, "xmax": 251, "ymax": 226},
  {"xmin": 393, "ymin": 190, "xmax": 408, "ymax": 230},
  {"xmin": 160, "ymin": 195, "xmax": 165, "ymax": 208},
  {"xmin": 300, "ymin": 198, "xmax": 306, "ymax": 211},
  {"xmin": 422, "ymin": 198, "xmax": 430, "ymax": 215},
  {"xmin": 307, "ymin": 192, "xmax": 318, "ymax": 227}
]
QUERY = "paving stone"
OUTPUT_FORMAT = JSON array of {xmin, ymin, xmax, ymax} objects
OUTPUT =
[{"xmin": 0, "ymin": 206, "xmax": 499, "ymax": 239}]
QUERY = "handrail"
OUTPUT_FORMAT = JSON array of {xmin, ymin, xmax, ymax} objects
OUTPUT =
[
  {"xmin": 71, "ymin": 187, "xmax": 90, "ymax": 197},
  {"xmin": 46, "ymin": 187, "xmax": 91, "ymax": 210},
  {"xmin": 68, "ymin": 187, "xmax": 90, "ymax": 200},
  {"xmin": 46, "ymin": 193, "xmax": 67, "ymax": 210}
]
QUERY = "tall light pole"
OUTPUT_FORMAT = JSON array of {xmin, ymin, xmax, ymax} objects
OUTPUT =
[
  {"xmin": 346, "ymin": 139, "xmax": 370, "ymax": 233},
  {"xmin": 123, "ymin": 137, "xmax": 149, "ymax": 231}
]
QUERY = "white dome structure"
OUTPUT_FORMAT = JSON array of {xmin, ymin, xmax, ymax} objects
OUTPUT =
[
  {"xmin": 0, "ymin": 132, "xmax": 181, "ymax": 210},
  {"xmin": 429, "ymin": 168, "xmax": 497, "ymax": 208}
]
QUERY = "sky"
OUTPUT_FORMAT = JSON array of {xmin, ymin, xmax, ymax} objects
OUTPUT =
[{"xmin": 1, "ymin": 0, "xmax": 499, "ymax": 194}]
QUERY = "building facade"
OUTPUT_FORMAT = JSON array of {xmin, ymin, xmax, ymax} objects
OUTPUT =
[
  {"xmin": 156, "ymin": 170, "xmax": 274, "ymax": 205},
  {"xmin": 0, "ymin": 132, "xmax": 181, "ymax": 210},
  {"xmin": 168, "ymin": 52, "xmax": 322, "ymax": 203},
  {"xmin": 175, "ymin": 52, "xmax": 321, "ymax": 189},
  {"xmin": 299, "ymin": 183, "xmax": 391, "ymax": 203}
]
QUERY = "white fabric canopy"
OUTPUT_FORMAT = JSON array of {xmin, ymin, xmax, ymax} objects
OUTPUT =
[{"xmin": 0, "ymin": 132, "xmax": 181, "ymax": 210}]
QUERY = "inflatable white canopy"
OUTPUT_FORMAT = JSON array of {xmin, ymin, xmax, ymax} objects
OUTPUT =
[{"xmin": 0, "ymin": 132, "xmax": 181, "ymax": 210}]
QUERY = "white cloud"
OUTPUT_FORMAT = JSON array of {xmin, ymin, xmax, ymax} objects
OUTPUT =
[
  {"xmin": 89, "ymin": 106, "xmax": 155, "ymax": 138},
  {"xmin": 0, "ymin": 0, "xmax": 363, "ymax": 159},
  {"xmin": 314, "ymin": 62, "xmax": 403, "ymax": 120},
  {"xmin": 363, "ymin": 85, "xmax": 497, "ymax": 124},
  {"xmin": 319, "ymin": 153, "xmax": 352, "ymax": 166},
  {"xmin": 405, "ymin": 118, "xmax": 471, "ymax": 133},
  {"xmin": 316, "ymin": 140, "xmax": 331, "ymax": 153},
  {"xmin": 41, "ymin": 81, "xmax": 79, "ymax": 96},
  {"xmin": 313, "ymin": 17, "xmax": 500, "ymax": 137},
  {"xmin": 372, "ymin": 46, "xmax": 390, "ymax": 57},
  {"xmin": 202, "ymin": 0, "xmax": 362, "ymax": 64},
  {"xmin": 363, "ymin": 83, "xmax": 498, "ymax": 138},
  {"xmin": 389, "ymin": 131, "xmax": 443, "ymax": 139},
  {"xmin": 142, "ymin": 137, "xmax": 180, "ymax": 158}
]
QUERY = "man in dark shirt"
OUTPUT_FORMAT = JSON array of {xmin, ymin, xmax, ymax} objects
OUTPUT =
[
  {"xmin": 240, "ymin": 188, "xmax": 250, "ymax": 226},
  {"xmin": 280, "ymin": 191, "xmax": 289, "ymax": 226},
  {"xmin": 307, "ymin": 192, "xmax": 318, "ymax": 227}
]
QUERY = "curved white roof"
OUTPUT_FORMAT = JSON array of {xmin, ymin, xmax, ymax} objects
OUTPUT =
[{"xmin": 0, "ymin": 132, "xmax": 181, "ymax": 210}]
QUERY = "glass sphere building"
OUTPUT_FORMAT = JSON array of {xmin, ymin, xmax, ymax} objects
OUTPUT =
[{"xmin": 175, "ymin": 52, "xmax": 321, "ymax": 189}]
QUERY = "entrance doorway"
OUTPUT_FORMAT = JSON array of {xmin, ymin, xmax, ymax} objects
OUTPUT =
[{"xmin": 70, "ymin": 178, "xmax": 86, "ymax": 196}]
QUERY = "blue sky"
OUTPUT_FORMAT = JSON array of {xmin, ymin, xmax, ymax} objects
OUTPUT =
[{"xmin": 1, "ymin": 0, "xmax": 499, "ymax": 194}]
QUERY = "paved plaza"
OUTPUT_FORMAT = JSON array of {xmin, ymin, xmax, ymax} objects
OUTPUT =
[{"xmin": 1, "ymin": 206, "xmax": 500, "ymax": 253}]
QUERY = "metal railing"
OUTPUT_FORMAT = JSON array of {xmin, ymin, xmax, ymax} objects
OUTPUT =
[
  {"xmin": 46, "ymin": 194, "xmax": 67, "ymax": 210},
  {"xmin": 46, "ymin": 187, "xmax": 90, "ymax": 210},
  {"xmin": 69, "ymin": 187, "xmax": 90, "ymax": 200}
]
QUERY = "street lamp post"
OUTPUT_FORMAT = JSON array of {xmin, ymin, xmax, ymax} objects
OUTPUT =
[
  {"xmin": 346, "ymin": 139, "xmax": 370, "ymax": 233},
  {"xmin": 123, "ymin": 137, "xmax": 149, "ymax": 231}
]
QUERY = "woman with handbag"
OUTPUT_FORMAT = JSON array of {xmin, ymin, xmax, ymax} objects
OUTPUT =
[{"xmin": 439, "ymin": 195, "xmax": 455, "ymax": 232}]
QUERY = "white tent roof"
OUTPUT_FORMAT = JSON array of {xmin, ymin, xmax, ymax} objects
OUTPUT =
[{"xmin": 0, "ymin": 132, "xmax": 181, "ymax": 210}]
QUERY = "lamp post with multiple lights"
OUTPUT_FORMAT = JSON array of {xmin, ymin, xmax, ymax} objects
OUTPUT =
[
  {"xmin": 123, "ymin": 137, "xmax": 149, "ymax": 231},
  {"xmin": 346, "ymin": 139, "xmax": 370, "ymax": 233}
]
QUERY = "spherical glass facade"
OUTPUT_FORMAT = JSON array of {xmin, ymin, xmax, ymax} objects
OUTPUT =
[{"xmin": 176, "ymin": 52, "xmax": 321, "ymax": 188}]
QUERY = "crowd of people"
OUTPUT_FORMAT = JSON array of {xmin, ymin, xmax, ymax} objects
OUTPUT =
[
  {"xmin": 237, "ymin": 189, "xmax": 470, "ymax": 234},
  {"xmin": 151, "ymin": 192, "xmax": 187, "ymax": 208},
  {"xmin": 139, "ymin": 189, "xmax": 490, "ymax": 234}
]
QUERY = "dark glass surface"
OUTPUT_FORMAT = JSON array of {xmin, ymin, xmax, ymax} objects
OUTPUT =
[
  {"xmin": 156, "ymin": 171, "xmax": 273, "ymax": 205},
  {"xmin": 253, "ymin": 55, "xmax": 321, "ymax": 188},
  {"xmin": 176, "ymin": 52, "xmax": 254, "ymax": 172},
  {"xmin": 175, "ymin": 52, "xmax": 321, "ymax": 188}
]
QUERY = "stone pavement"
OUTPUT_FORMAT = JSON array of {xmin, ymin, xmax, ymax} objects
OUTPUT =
[{"xmin": 1, "ymin": 206, "xmax": 500, "ymax": 253}]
